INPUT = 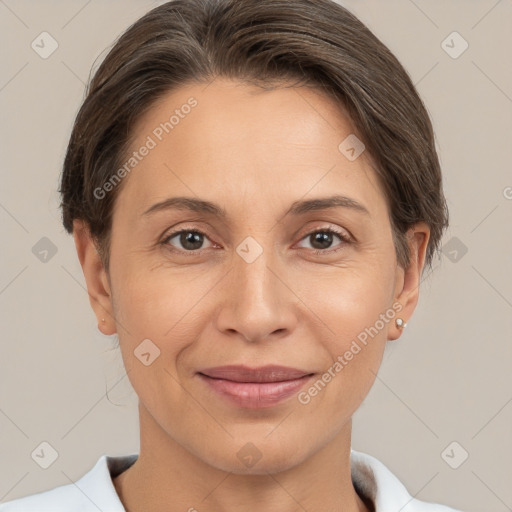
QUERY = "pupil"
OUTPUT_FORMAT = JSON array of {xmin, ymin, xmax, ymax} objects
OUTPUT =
[
  {"xmin": 311, "ymin": 232, "xmax": 332, "ymax": 249},
  {"xmin": 181, "ymin": 231, "xmax": 203, "ymax": 250}
]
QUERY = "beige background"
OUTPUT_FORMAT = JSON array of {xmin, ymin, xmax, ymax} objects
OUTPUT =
[{"xmin": 1, "ymin": 1, "xmax": 511, "ymax": 510}]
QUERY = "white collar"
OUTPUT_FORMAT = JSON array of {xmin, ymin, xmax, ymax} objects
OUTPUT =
[
  {"xmin": 1, "ymin": 450, "xmax": 461, "ymax": 511},
  {"xmin": 349, "ymin": 450, "xmax": 460, "ymax": 511}
]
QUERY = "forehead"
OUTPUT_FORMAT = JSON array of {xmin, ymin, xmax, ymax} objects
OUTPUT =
[{"xmin": 114, "ymin": 78, "xmax": 388, "ymax": 222}]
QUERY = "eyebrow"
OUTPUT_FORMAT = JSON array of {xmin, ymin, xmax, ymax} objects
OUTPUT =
[
  {"xmin": 286, "ymin": 195, "xmax": 370, "ymax": 217},
  {"xmin": 142, "ymin": 194, "xmax": 370, "ymax": 219}
]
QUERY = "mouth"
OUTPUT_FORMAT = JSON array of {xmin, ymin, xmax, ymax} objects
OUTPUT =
[{"xmin": 197, "ymin": 365, "xmax": 315, "ymax": 408}]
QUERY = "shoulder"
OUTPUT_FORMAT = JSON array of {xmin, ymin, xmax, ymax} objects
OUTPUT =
[
  {"xmin": 0, "ymin": 454, "xmax": 138, "ymax": 512},
  {"xmin": 0, "ymin": 481, "xmax": 93, "ymax": 512},
  {"xmin": 350, "ymin": 449, "xmax": 463, "ymax": 512}
]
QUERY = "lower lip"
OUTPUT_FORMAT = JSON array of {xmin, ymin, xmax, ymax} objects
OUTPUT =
[{"xmin": 198, "ymin": 374, "xmax": 314, "ymax": 409}]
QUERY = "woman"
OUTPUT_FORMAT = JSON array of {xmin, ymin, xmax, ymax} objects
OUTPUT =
[{"xmin": 0, "ymin": 0, "xmax": 462, "ymax": 510}]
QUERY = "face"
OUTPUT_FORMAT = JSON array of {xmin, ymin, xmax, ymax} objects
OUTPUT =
[{"xmin": 75, "ymin": 78, "xmax": 429, "ymax": 474}]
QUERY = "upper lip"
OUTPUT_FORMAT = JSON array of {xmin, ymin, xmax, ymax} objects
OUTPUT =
[{"xmin": 198, "ymin": 365, "xmax": 314, "ymax": 383}]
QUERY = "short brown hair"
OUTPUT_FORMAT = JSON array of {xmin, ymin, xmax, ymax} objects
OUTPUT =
[{"xmin": 59, "ymin": 0, "xmax": 448, "ymax": 272}]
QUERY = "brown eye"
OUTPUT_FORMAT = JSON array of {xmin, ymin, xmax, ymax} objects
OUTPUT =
[
  {"xmin": 163, "ymin": 229, "xmax": 213, "ymax": 252},
  {"xmin": 309, "ymin": 231, "xmax": 336, "ymax": 250},
  {"xmin": 297, "ymin": 228, "xmax": 350, "ymax": 254}
]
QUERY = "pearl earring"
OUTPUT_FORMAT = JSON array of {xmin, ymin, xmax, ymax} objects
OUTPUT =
[{"xmin": 395, "ymin": 318, "xmax": 407, "ymax": 329}]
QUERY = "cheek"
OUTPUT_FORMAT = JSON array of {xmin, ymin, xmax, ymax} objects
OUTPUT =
[
  {"xmin": 295, "ymin": 254, "xmax": 396, "ymax": 340},
  {"xmin": 294, "ymin": 260, "xmax": 395, "ymax": 410},
  {"xmin": 110, "ymin": 264, "xmax": 220, "ymax": 363},
  {"xmin": 111, "ymin": 243, "xmax": 396, "ymax": 352}
]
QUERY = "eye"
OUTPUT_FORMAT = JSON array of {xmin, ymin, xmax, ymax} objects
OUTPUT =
[
  {"xmin": 161, "ymin": 226, "xmax": 351, "ymax": 256},
  {"xmin": 162, "ymin": 229, "xmax": 214, "ymax": 253},
  {"xmin": 296, "ymin": 227, "xmax": 351, "ymax": 254}
]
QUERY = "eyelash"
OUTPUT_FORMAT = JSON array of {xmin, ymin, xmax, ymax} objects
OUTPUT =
[
  {"xmin": 304, "ymin": 227, "xmax": 352, "ymax": 255},
  {"xmin": 160, "ymin": 226, "xmax": 351, "ymax": 256}
]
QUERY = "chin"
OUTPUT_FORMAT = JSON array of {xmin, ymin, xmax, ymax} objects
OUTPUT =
[{"xmin": 203, "ymin": 436, "xmax": 309, "ymax": 475}]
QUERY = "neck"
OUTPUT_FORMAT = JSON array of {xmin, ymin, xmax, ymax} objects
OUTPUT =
[{"xmin": 113, "ymin": 403, "xmax": 371, "ymax": 512}]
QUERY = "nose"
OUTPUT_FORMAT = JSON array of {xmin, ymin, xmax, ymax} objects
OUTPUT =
[{"xmin": 213, "ymin": 243, "xmax": 298, "ymax": 343}]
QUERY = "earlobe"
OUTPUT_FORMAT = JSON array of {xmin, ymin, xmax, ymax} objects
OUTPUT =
[
  {"xmin": 389, "ymin": 222, "xmax": 430, "ymax": 341},
  {"xmin": 72, "ymin": 219, "xmax": 116, "ymax": 335}
]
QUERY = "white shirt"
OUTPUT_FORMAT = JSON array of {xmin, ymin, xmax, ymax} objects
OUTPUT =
[{"xmin": 0, "ymin": 450, "xmax": 462, "ymax": 511}]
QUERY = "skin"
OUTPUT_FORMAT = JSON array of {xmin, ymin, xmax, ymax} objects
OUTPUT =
[{"xmin": 73, "ymin": 78, "xmax": 429, "ymax": 512}]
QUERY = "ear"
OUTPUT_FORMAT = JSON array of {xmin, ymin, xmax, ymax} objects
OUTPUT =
[
  {"xmin": 388, "ymin": 222, "xmax": 430, "ymax": 341},
  {"xmin": 72, "ymin": 219, "xmax": 116, "ymax": 335}
]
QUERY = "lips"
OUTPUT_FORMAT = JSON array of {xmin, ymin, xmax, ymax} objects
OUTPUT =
[
  {"xmin": 197, "ymin": 365, "xmax": 315, "ymax": 408},
  {"xmin": 198, "ymin": 365, "xmax": 312, "ymax": 383}
]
